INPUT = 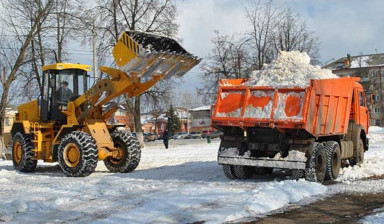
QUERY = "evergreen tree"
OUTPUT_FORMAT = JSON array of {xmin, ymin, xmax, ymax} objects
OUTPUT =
[{"xmin": 166, "ymin": 105, "xmax": 181, "ymax": 134}]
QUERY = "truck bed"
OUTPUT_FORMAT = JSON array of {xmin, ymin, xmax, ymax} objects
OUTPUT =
[{"xmin": 212, "ymin": 77, "xmax": 360, "ymax": 137}]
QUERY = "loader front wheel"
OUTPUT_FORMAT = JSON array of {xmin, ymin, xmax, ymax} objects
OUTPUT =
[
  {"xmin": 12, "ymin": 132, "xmax": 37, "ymax": 172},
  {"xmin": 104, "ymin": 131, "xmax": 141, "ymax": 173},
  {"xmin": 58, "ymin": 132, "xmax": 98, "ymax": 177}
]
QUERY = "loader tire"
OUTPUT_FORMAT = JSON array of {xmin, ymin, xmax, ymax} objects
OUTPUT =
[
  {"xmin": 104, "ymin": 131, "xmax": 141, "ymax": 173},
  {"xmin": 324, "ymin": 141, "xmax": 341, "ymax": 180},
  {"xmin": 349, "ymin": 139, "xmax": 364, "ymax": 166},
  {"xmin": 223, "ymin": 165, "xmax": 237, "ymax": 179},
  {"xmin": 12, "ymin": 132, "xmax": 37, "ymax": 172},
  {"xmin": 305, "ymin": 142, "xmax": 326, "ymax": 183},
  {"xmin": 58, "ymin": 132, "xmax": 98, "ymax": 177},
  {"xmin": 233, "ymin": 165, "xmax": 253, "ymax": 179}
]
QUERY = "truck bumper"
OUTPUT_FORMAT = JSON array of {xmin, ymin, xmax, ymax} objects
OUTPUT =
[{"xmin": 218, "ymin": 156, "xmax": 306, "ymax": 169}]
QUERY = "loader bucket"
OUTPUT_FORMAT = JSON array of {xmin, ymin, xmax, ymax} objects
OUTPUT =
[{"xmin": 113, "ymin": 31, "xmax": 201, "ymax": 80}]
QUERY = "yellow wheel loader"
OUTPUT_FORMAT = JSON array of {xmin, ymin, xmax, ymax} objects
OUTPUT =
[{"xmin": 10, "ymin": 31, "xmax": 200, "ymax": 177}]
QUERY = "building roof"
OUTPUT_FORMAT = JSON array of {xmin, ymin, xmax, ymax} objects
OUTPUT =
[
  {"xmin": 324, "ymin": 53, "xmax": 384, "ymax": 70},
  {"xmin": 189, "ymin": 105, "xmax": 211, "ymax": 112}
]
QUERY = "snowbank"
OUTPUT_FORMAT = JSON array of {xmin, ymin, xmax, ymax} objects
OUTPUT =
[
  {"xmin": 247, "ymin": 51, "xmax": 338, "ymax": 88},
  {"xmin": 337, "ymin": 130, "xmax": 384, "ymax": 181},
  {"xmin": 0, "ymin": 140, "xmax": 326, "ymax": 223},
  {"xmin": 361, "ymin": 208, "xmax": 384, "ymax": 224}
]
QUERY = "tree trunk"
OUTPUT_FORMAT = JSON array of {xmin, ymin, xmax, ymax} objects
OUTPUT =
[
  {"xmin": 134, "ymin": 95, "xmax": 144, "ymax": 148},
  {"xmin": 0, "ymin": 83, "xmax": 10, "ymax": 139}
]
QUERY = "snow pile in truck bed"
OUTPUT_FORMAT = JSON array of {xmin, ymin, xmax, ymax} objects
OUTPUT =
[{"xmin": 246, "ymin": 51, "xmax": 338, "ymax": 87}]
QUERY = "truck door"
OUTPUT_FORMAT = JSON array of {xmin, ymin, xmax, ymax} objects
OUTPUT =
[{"xmin": 358, "ymin": 90, "xmax": 369, "ymax": 132}]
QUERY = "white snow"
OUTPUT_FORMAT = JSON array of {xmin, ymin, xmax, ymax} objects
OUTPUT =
[
  {"xmin": 3, "ymin": 125, "xmax": 384, "ymax": 222},
  {"xmin": 189, "ymin": 105, "xmax": 211, "ymax": 111},
  {"xmin": 361, "ymin": 208, "xmax": 384, "ymax": 224},
  {"xmin": 337, "ymin": 126, "xmax": 384, "ymax": 181},
  {"xmin": 247, "ymin": 51, "xmax": 338, "ymax": 88},
  {"xmin": 0, "ymin": 139, "xmax": 326, "ymax": 223},
  {"xmin": 350, "ymin": 56, "xmax": 369, "ymax": 68}
]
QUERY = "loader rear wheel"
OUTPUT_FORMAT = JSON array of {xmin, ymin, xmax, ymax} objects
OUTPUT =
[
  {"xmin": 349, "ymin": 139, "xmax": 364, "ymax": 166},
  {"xmin": 233, "ymin": 165, "xmax": 253, "ymax": 179},
  {"xmin": 223, "ymin": 165, "xmax": 237, "ymax": 179},
  {"xmin": 12, "ymin": 132, "xmax": 37, "ymax": 172},
  {"xmin": 58, "ymin": 132, "xmax": 98, "ymax": 177},
  {"xmin": 104, "ymin": 131, "xmax": 141, "ymax": 173},
  {"xmin": 324, "ymin": 141, "xmax": 341, "ymax": 180},
  {"xmin": 305, "ymin": 143, "xmax": 326, "ymax": 183}
]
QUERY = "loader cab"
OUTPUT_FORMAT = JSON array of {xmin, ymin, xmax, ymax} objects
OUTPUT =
[{"xmin": 40, "ymin": 63, "xmax": 91, "ymax": 122}]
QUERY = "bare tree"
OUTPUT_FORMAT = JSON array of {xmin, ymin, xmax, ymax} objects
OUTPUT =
[
  {"xmin": 0, "ymin": 0, "xmax": 54, "ymax": 138},
  {"xmin": 272, "ymin": 7, "xmax": 320, "ymax": 64},
  {"xmin": 199, "ymin": 31, "xmax": 251, "ymax": 103},
  {"xmin": 246, "ymin": 0, "xmax": 279, "ymax": 69},
  {"xmin": 91, "ymin": 0, "xmax": 178, "ymax": 146}
]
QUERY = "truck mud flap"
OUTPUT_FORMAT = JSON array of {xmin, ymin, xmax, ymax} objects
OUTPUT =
[{"xmin": 218, "ymin": 156, "xmax": 306, "ymax": 169}]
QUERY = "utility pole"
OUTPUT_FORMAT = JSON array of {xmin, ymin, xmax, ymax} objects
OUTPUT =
[{"xmin": 92, "ymin": 18, "xmax": 98, "ymax": 84}]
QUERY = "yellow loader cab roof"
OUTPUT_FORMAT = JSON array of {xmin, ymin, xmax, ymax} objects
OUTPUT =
[{"xmin": 42, "ymin": 63, "xmax": 92, "ymax": 72}]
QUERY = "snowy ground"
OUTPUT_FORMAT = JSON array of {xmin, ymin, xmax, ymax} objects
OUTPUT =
[{"xmin": 1, "ymin": 128, "xmax": 384, "ymax": 223}]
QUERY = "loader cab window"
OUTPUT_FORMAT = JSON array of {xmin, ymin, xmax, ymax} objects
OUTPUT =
[{"xmin": 41, "ymin": 68, "xmax": 88, "ymax": 121}]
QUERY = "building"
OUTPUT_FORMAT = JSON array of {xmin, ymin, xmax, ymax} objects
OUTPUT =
[
  {"xmin": 324, "ymin": 53, "xmax": 384, "ymax": 126},
  {"xmin": 189, "ymin": 105, "xmax": 214, "ymax": 132}
]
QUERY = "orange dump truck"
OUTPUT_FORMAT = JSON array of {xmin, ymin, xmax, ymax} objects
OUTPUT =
[{"xmin": 212, "ymin": 77, "xmax": 369, "ymax": 182}]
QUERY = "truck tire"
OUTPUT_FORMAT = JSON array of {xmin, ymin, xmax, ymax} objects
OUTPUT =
[
  {"xmin": 349, "ymin": 139, "xmax": 364, "ymax": 166},
  {"xmin": 324, "ymin": 141, "xmax": 341, "ymax": 180},
  {"xmin": 223, "ymin": 165, "xmax": 237, "ymax": 179},
  {"xmin": 253, "ymin": 167, "xmax": 273, "ymax": 175},
  {"xmin": 104, "ymin": 131, "xmax": 141, "ymax": 173},
  {"xmin": 233, "ymin": 165, "xmax": 253, "ymax": 179},
  {"xmin": 292, "ymin": 170, "xmax": 304, "ymax": 180},
  {"xmin": 58, "ymin": 131, "xmax": 98, "ymax": 177},
  {"xmin": 305, "ymin": 143, "xmax": 326, "ymax": 183},
  {"xmin": 12, "ymin": 132, "xmax": 37, "ymax": 172}
]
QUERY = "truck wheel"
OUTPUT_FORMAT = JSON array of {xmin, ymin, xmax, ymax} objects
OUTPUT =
[
  {"xmin": 104, "ymin": 131, "xmax": 141, "ymax": 173},
  {"xmin": 305, "ymin": 143, "xmax": 326, "ymax": 183},
  {"xmin": 58, "ymin": 132, "xmax": 98, "ymax": 177},
  {"xmin": 253, "ymin": 167, "xmax": 273, "ymax": 175},
  {"xmin": 349, "ymin": 139, "xmax": 364, "ymax": 166},
  {"xmin": 12, "ymin": 132, "xmax": 37, "ymax": 172},
  {"xmin": 223, "ymin": 165, "xmax": 237, "ymax": 179},
  {"xmin": 324, "ymin": 141, "xmax": 341, "ymax": 180},
  {"xmin": 233, "ymin": 165, "xmax": 253, "ymax": 179},
  {"xmin": 292, "ymin": 170, "xmax": 304, "ymax": 179}
]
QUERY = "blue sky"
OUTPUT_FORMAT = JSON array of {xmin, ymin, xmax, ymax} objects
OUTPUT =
[{"xmin": 69, "ymin": 0, "xmax": 384, "ymax": 91}]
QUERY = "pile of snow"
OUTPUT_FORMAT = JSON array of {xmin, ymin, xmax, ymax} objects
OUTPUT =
[{"xmin": 247, "ymin": 51, "xmax": 338, "ymax": 88}]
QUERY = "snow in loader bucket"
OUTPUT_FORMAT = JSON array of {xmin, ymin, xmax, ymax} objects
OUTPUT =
[{"xmin": 113, "ymin": 31, "xmax": 201, "ymax": 80}]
